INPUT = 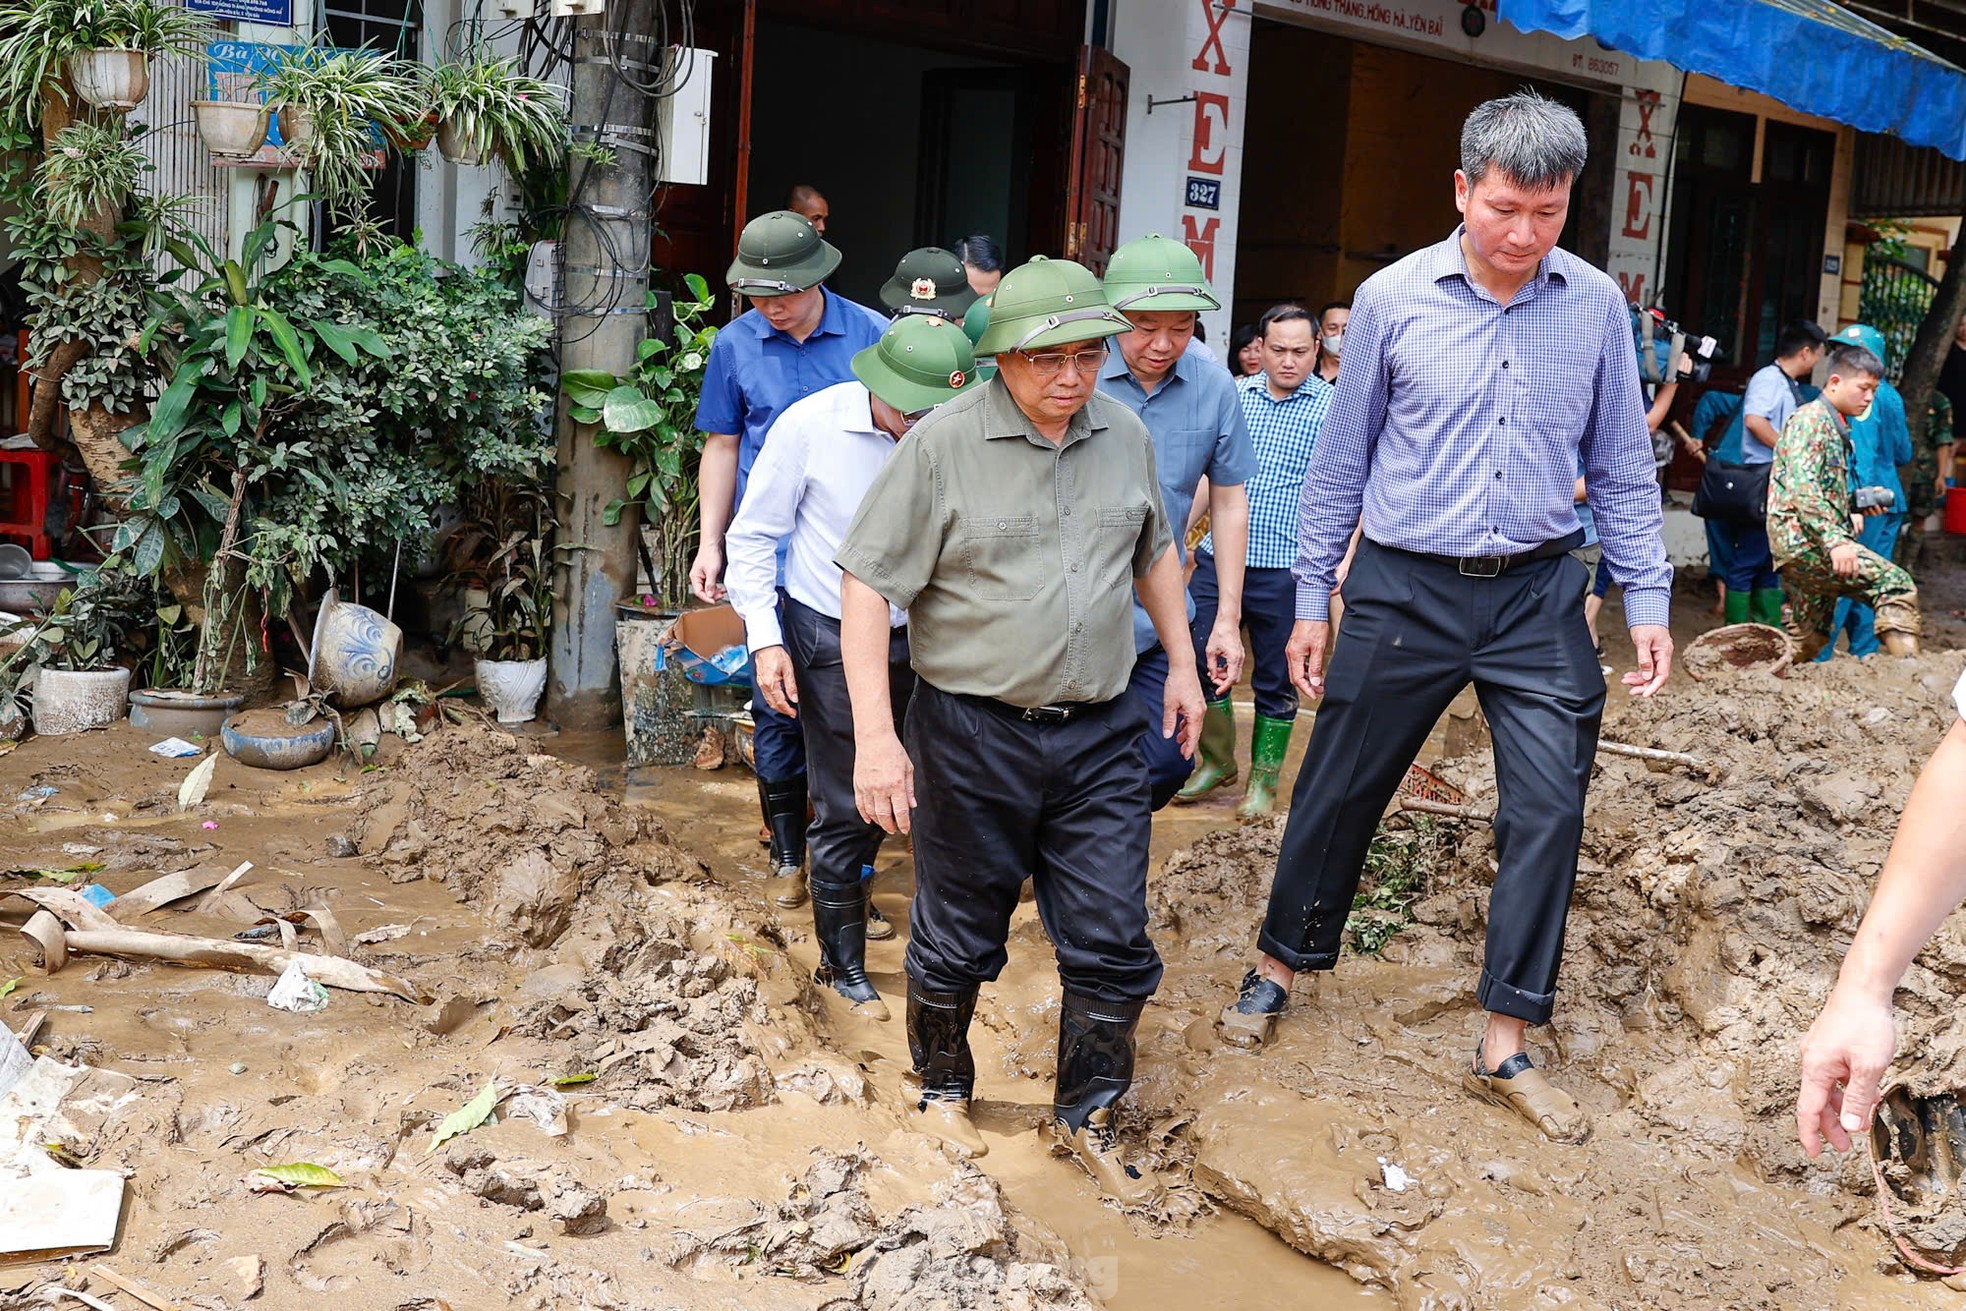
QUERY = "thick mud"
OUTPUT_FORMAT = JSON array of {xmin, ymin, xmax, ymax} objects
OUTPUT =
[{"xmin": 5, "ymin": 624, "xmax": 1966, "ymax": 1308}]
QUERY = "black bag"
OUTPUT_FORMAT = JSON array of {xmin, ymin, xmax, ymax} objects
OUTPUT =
[{"xmin": 1692, "ymin": 458, "xmax": 1769, "ymax": 523}]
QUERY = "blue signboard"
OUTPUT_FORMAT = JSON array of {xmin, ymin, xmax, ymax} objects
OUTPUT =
[
  {"xmin": 1185, "ymin": 177, "xmax": 1221, "ymax": 211},
  {"xmin": 203, "ymin": 41, "xmax": 386, "ymax": 167},
  {"xmin": 186, "ymin": 0, "xmax": 292, "ymax": 27}
]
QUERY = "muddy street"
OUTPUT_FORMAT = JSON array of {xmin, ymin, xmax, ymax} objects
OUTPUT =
[{"xmin": 5, "ymin": 580, "xmax": 1966, "ymax": 1308}]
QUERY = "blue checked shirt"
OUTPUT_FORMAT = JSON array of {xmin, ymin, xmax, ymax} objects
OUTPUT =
[
  {"xmin": 1294, "ymin": 227, "xmax": 1672, "ymax": 626},
  {"xmin": 1203, "ymin": 372, "xmax": 1332, "ymax": 569}
]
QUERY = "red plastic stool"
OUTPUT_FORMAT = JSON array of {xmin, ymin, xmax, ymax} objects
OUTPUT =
[{"xmin": 0, "ymin": 448, "xmax": 60, "ymax": 559}]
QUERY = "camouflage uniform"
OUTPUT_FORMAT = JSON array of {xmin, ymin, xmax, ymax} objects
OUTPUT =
[
  {"xmin": 1906, "ymin": 390, "xmax": 1954, "ymax": 526},
  {"xmin": 1768, "ymin": 397, "xmax": 1920, "ymax": 661}
]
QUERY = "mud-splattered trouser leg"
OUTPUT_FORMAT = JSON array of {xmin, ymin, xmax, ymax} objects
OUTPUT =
[
  {"xmin": 1257, "ymin": 540, "xmax": 1605, "ymax": 1025},
  {"xmin": 1778, "ymin": 544, "xmax": 1920, "ymax": 662}
]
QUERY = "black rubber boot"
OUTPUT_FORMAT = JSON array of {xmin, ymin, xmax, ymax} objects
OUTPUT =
[
  {"xmin": 810, "ymin": 876, "xmax": 886, "ymax": 1019},
  {"xmin": 757, "ymin": 775, "xmax": 808, "ymax": 908},
  {"xmin": 905, "ymin": 982, "xmax": 985, "ymax": 1156},
  {"xmin": 1046, "ymin": 991, "xmax": 1158, "ymax": 1204}
]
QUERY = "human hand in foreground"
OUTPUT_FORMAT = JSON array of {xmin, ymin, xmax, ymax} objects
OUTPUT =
[
  {"xmin": 753, "ymin": 646, "xmax": 798, "ymax": 718},
  {"xmin": 1164, "ymin": 663, "xmax": 1206, "ymax": 758},
  {"xmin": 689, "ymin": 540, "xmax": 726, "ymax": 604},
  {"xmin": 1625, "ymin": 624, "xmax": 1672, "ymax": 697},
  {"xmin": 854, "ymin": 732, "xmax": 915, "ymax": 835},
  {"xmin": 1831, "ymin": 541, "xmax": 1860, "ymax": 577},
  {"xmin": 1796, "ymin": 982, "xmax": 1896, "ymax": 1157},
  {"xmin": 1286, "ymin": 619, "xmax": 1332, "ymax": 701},
  {"xmin": 1203, "ymin": 617, "xmax": 1244, "ymax": 696}
]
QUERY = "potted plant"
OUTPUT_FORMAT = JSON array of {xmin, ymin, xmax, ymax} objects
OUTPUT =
[
  {"xmin": 190, "ymin": 98, "xmax": 270, "ymax": 159},
  {"xmin": 0, "ymin": 0, "xmax": 212, "ymax": 116},
  {"xmin": 256, "ymin": 44, "xmax": 426, "ymax": 209},
  {"xmin": 447, "ymin": 485, "xmax": 552, "ymax": 725},
  {"xmin": 128, "ymin": 596, "xmax": 243, "ymax": 738},
  {"xmin": 429, "ymin": 52, "xmax": 564, "ymax": 168},
  {"xmin": 35, "ymin": 119, "xmax": 145, "ymax": 228},
  {"xmin": 15, "ymin": 580, "xmax": 140, "ymax": 735}
]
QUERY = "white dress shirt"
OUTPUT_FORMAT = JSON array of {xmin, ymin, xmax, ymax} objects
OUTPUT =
[{"xmin": 726, "ymin": 380, "xmax": 908, "ymax": 652}]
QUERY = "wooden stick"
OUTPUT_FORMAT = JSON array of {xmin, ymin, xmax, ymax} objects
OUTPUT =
[
  {"xmin": 54, "ymin": 927, "xmax": 426, "ymax": 1002},
  {"xmin": 1397, "ymin": 796, "xmax": 1492, "ymax": 823},
  {"xmin": 89, "ymin": 1264, "xmax": 181, "ymax": 1311},
  {"xmin": 1597, "ymin": 740, "xmax": 1706, "ymax": 769}
]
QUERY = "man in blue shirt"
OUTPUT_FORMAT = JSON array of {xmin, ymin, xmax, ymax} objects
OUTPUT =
[
  {"xmin": 691, "ymin": 209, "xmax": 886, "ymax": 908},
  {"xmin": 1720, "ymin": 320, "xmax": 1826, "ymax": 625},
  {"xmin": 1178, "ymin": 304, "xmax": 1332, "ymax": 816},
  {"xmin": 1816, "ymin": 322, "xmax": 1912, "ymax": 660},
  {"xmin": 1098, "ymin": 235, "xmax": 1256, "ymax": 810},
  {"xmin": 1217, "ymin": 92, "xmax": 1673, "ymax": 1145}
]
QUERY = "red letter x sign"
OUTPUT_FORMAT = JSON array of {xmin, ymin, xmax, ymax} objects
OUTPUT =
[{"xmin": 1192, "ymin": 0, "xmax": 1235, "ymax": 76}]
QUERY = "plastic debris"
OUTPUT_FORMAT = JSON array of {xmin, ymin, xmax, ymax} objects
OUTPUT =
[
  {"xmin": 17, "ymin": 786, "xmax": 56, "ymax": 801},
  {"xmin": 147, "ymin": 737, "xmax": 203, "ymax": 758},
  {"xmin": 76, "ymin": 885, "xmax": 114, "ymax": 910},
  {"xmin": 266, "ymin": 959, "xmax": 330, "ymax": 1013},
  {"xmin": 1378, "ymin": 1157, "xmax": 1415, "ymax": 1192}
]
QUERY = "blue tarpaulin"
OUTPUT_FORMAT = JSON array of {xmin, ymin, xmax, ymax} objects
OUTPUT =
[{"xmin": 1502, "ymin": 0, "xmax": 1966, "ymax": 161}]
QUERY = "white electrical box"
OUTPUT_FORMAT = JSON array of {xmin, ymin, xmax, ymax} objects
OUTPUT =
[
  {"xmin": 496, "ymin": 0, "xmax": 534, "ymax": 17},
  {"xmin": 548, "ymin": 0, "xmax": 603, "ymax": 16},
  {"xmin": 656, "ymin": 47, "xmax": 716, "ymax": 185}
]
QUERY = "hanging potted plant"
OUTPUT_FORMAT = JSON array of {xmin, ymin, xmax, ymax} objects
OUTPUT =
[
  {"xmin": 429, "ymin": 53, "xmax": 564, "ymax": 168},
  {"xmin": 35, "ymin": 119, "xmax": 145, "ymax": 229},
  {"xmin": 256, "ymin": 44, "xmax": 426, "ymax": 203},
  {"xmin": 0, "ymin": 0, "xmax": 212, "ymax": 116},
  {"xmin": 190, "ymin": 98, "xmax": 271, "ymax": 159}
]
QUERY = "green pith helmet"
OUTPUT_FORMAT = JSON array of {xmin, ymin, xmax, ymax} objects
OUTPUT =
[
  {"xmin": 962, "ymin": 293, "xmax": 991, "ymax": 347},
  {"xmin": 725, "ymin": 210, "xmax": 841, "ymax": 297},
  {"xmin": 880, "ymin": 247, "xmax": 978, "ymax": 319},
  {"xmin": 852, "ymin": 313, "xmax": 981, "ymax": 413},
  {"xmin": 1831, "ymin": 322, "xmax": 1888, "ymax": 365},
  {"xmin": 970, "ymin": 255, "xmax": 1133, "ymax": 356},
  {"xmin": 1102, "ymin": 234, "xmax": 1219, "ymax": 313}
]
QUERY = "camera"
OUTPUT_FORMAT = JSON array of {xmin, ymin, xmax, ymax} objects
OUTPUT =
[
  {"xmin": 1855, "ymin": 485, "xmax": 1896, "ymax": 511},
  {"xmin": 1634, "ymin": 306, "xmax": 1719, "ymax": 384}
]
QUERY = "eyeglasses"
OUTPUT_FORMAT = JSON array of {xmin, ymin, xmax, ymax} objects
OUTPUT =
[{"xmin": 1017, "ymin": 347, "xmax": 1108, "ymax": 379}]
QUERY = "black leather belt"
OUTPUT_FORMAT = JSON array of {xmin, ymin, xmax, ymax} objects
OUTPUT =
[
  {"xmin": 1379, "ymin": 529, "xmax": 1586, "ymax": 578},
  {"xmin": 959, "ymin": 693, "xmax": 1109, "ymax": 724}
]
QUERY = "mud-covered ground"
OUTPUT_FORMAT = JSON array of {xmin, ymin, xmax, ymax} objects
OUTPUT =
[{"xmin": 6, "ymin": 568, "xmax": 1966, "ymax": 1309}]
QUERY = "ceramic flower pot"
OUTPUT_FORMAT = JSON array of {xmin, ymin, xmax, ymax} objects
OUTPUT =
[
  {"xmin": 0, "ymin": 700, "xmax": 25, "ymax": 743},
  {"xmin": 383, "ymin": 107, "xmax": 440, "ymax": 152},
  {"xmin": 69, "ymin": 48, "xmax": 149, "ymax": 111},
  {"xmin": 276, "ymin": 105, "xmax": 314, "ymax": 154},
  {"xmin": 32, "ymin": 667, "xmax": 131, "ymax": 736},
  {"xmin": 221, "ymin": 709, "xmax": 336, "ymax": 770},
  {"xmin": 129, "ymin": 688, "xmax": 244, "ymax": 739},
  {"xmin": 437, "ymin": 119, "xmax": 484, "ymax": 166},
  {"xmin": 308, "ymin": 589, "xmax": 403, "ymax": 709},
  {"xmin": 192, "ymin": 100, "xmax": 271, "ymax": 159},
  {"xmin": 476, "ymin": 657, "xmax": 547, "ymax": 724}
]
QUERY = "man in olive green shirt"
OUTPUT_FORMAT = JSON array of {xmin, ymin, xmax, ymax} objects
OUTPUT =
[{"xmin": 835, "ymin": 256, "xmax": 1204, "ymax": 1206}]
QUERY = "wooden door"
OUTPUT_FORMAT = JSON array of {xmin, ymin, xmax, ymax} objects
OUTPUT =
[{"xmin": 1065, "ymin": 46, "xmax": 1128, "ymax": 276}]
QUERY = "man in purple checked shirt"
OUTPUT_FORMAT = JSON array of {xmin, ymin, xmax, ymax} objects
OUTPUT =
[{"xmin": 1215, "ymin": 90, "xmax": 1675, "ymax": 1145}]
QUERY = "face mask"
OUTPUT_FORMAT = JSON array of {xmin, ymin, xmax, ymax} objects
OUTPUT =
[{"xmin": 1322, "ymin": 332, "xmax": 1344, "ymax": 358}]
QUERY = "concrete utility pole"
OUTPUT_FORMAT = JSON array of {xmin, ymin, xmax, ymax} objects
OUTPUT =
[{"xmin": 548, "ymin": 10, "xmax": 658, "ymax": 731}]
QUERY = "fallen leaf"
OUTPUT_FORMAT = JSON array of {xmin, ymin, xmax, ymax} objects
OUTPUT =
[
  {"xmin": 428, "ymin": 1079, "xmax": 501, "ymax": 1153},
  {"xmin": 250, "ymin": 1162, "xmax": 344, "ymax": 1188},
  {"xmin": 179, "ymin": 754, "xmax": 217, "ymax": 810},
  {"xmin": 550, "ymin": 1071, "xmax": 596, "ymax": 1087},
  {"xmin": 0, "ymin": 977, "xmax": 16, "ymax": 1001}
]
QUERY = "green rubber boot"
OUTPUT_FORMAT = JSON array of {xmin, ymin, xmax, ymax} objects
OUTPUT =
[
  {"xmin": 1172, "ymin": 699, "xmax": 1237, "ymax": 803},
  {"xmin": 1237, "ymin": 715, "xmax": 1295, "ymax": 818},
  {"xmin": 1748, "ymin": 587, "xmax": 1784, "ymax": 626},
  {"xmin": 1723, "ymin": 589, "xmax": 1750, "ymax": 625}
]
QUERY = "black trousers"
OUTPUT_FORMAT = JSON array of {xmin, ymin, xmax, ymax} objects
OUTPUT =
[
  {"xmin": 1258, "ymin": 539, "xmax": 1606, "ymax": 1024},
  {"xmin": 782, "ymin": 596, "xmax": 914, "ymax": 884},
  {"xmin": 904, "ymin": 680, "xmax": 1163, "ymax": 1002},
  {"xmin": 1189, "ymin": 552, "xmax": 1300, "ymax": 719}
]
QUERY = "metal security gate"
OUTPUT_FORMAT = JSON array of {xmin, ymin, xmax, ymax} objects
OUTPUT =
[{"xmin": 1858, "ymin": 254, "xmax": 1940, "ymax": 380}]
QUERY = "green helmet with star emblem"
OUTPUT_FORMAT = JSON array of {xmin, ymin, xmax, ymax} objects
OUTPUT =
[
  {"xmin": 970, "ymin": 255, "xmax": 1133, "ymax": 356},
  {"xmin": 852, "ymin": 313, "xmax": 981, "ymax": 413},
  {"xmin": 880, "ymin": 247, "xmax": 978, "ymax": 319},
  {"xmin": 1102, "ymin": 234, "xmax": 1219, "ymax": 313},
  {"xmin": 725, "ymin": 210, "xmax": 841, "ymax": 296}
]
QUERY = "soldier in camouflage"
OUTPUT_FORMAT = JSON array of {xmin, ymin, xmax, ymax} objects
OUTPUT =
[
  {"xmin": 1907, "ymin": 390, "xmax": 1954, "ymax": 533},
  {"xmin": 1768, "ymin": 341, "xmax": 1921, "ymax": 661}
]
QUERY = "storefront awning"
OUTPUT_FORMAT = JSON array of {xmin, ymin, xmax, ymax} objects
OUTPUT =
[{"xmin": 1501, "ymin": 0, "xmax": 1966, "ymax": 161}]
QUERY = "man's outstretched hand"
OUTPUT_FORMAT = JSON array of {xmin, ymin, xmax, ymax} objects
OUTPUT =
[{"xmin": 1626, "ymin": 624, "xmax": 1672, "ymax": 697}]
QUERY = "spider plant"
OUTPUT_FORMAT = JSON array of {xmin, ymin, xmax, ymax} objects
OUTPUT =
[
  {"xmin": 256, "ymin": 43, "xmax": 427, "ymax": 214},
  {"xmin": 429, "ymin": 53, "xmax": 564, "ymax": 168},
  {"xmin": 0, "ymin": 0, "xmax": 210, "ymax": 127},
  {"xmin": 36, "ymin": 118, "xmax": 146, "ymax": 226}
]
